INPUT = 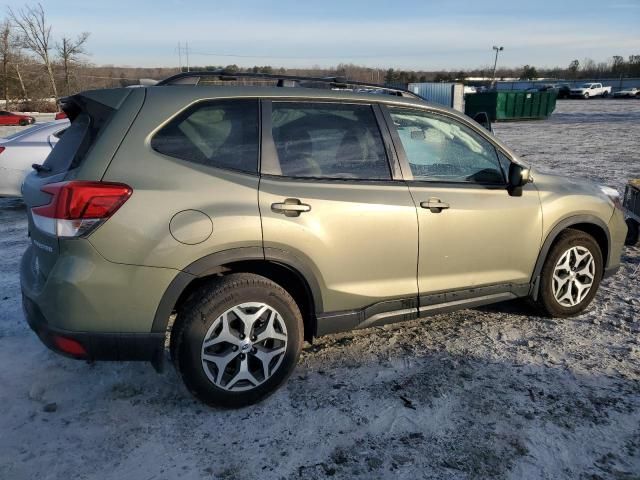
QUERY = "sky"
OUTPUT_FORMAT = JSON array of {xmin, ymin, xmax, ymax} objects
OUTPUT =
[{"xmin": 1, "ymin": 0, "xmax": 639, "ymax": 70}]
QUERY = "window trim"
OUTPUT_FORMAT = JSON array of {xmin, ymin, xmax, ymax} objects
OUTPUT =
[
  {"xmin": 259, "ymin": 99, "xmax": 400, "ymax": 182},
  {"xmin": 380, "ymin": 104, "xmax": 509, "ymax": 186},
  {"xmin": 149, "ymin": 98, "xmax": 261, "ymax": 176}
]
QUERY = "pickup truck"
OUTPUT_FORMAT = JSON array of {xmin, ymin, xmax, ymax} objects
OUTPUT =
[{"xmin": 570, "ymin": 83, "xmax": 612, "ymax": 99}]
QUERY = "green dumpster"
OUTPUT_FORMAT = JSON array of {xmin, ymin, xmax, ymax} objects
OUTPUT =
[{"xmin": 464, "ymin": 90, "xmax": 557, "ymax": 121}]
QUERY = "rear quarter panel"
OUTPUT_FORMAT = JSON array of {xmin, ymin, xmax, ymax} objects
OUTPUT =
[{"xmin": 91, "ymin": 88, "xmax": 262, "ymax": 269}]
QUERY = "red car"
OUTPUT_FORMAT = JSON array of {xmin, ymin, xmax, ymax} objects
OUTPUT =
[{"xmin": 0, "ymin": 110, "xmax": 36, "ymax": 126}]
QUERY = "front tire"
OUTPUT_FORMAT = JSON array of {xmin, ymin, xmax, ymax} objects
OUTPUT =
[
  {"xmin": 173, "ymin": 273, "xmax": 303, "ymax": 408},
  {"xmin": 583, "ymin": 92, "xmax": 590, "ymax": 99},
  {"xmin": 19, "ymin": 119, "xmax": 28, "ymax": 126},
  {"xmin": 534, "ymin": 229, "xmax": 603, "ymax": 317}
]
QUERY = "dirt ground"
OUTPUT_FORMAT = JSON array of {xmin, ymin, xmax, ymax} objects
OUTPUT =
[{"xmin": 0, "ymin": 100, "xmax": 638, "ymax": 480}]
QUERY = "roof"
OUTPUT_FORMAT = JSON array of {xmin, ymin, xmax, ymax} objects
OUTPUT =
[
  {"xmin": 155, "ymin": 70, "xmax": 419, "ymax": 99},
  {"xmin": 141, "ymin": 83, "xmax": 471, "ymax": 122}
]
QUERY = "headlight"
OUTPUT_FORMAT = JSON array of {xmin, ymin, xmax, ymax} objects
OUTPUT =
[{"xmin": 599, "ymin": 185, "xmax": 623, "ymax": 210}]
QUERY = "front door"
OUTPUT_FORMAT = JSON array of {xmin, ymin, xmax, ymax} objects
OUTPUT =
[
  {"xmin": 383, "ymin": 105, "xmax": 542, "ymax": 299},
  {"xmin": 259, "ymin": 100, "xmax": 419, "ymax": 329}
]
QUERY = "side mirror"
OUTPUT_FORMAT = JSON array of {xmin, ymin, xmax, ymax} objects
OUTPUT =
[
  {"xmin": 508, "ymin": 163, "xmax": 531, "ymax": 196},
  {"xmin": 473, "ymin": 112, "xmax": 492, "ymax": 132}
]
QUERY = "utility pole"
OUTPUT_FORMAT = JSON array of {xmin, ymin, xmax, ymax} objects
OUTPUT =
[
  {"xmin": 185, "ymin": 42, "xmax": 190, "ymax": 72},
  {"xmin": 491, "ymin": 45, "xmax": 504, "ymax": 88},
  {"xmin": 178, "ymin": 41, "xmax": 182, "ymax": 72}
]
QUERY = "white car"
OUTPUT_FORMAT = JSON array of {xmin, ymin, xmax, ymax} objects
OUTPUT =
[
  {"xmin": 0, "ymin": 119, "xmax": 69, "ymax": 197},
  {"xmin": 613, "ymin": 87, "xmax": 639, "ymax": 98},
  {"xmin": 570, "ymin": 83, "xmax": 612, "ymax": 99}
]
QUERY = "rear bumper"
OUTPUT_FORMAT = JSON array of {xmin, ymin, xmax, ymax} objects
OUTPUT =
[
  {"xmin": 22, "ymin": 294, "xmax": 164, "ymax": 362},
  {"xmin": 20, "ymin": 241, "xmax": 177, "ymax": 364}
]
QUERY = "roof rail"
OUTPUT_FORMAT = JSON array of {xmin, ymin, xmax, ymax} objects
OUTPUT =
[{"xmin": 155, "ymin": 70, "xmax": 419, "ymax": 98}]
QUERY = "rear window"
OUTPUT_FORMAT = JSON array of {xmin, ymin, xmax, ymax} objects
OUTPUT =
[
  {"xmin": 41, "ymin": 114, "xmax": 91, "ymax": 175},
  {"xmin": 151, "ymin": 99, "xmax": 259, "ymax": 174},
  {"xmin": 41, "ymin": 99, "xmax": 115, "ymax": 175}
]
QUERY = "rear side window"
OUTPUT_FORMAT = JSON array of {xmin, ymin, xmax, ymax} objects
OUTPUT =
[
  {"xmin": 269, "ymin": 102, "xmax": 390, "ymax": 180},
  {"xmin": 151, "ymin": 99, "xmax": 259, "ymax": 174}
]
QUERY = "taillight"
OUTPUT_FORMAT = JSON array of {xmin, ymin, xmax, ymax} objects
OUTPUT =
[
  {"xmin": 31, "ymin": 181, "xmax": 132, "ymax": 237},
  {"xmin": 0, "ymin": 146, "xmax": 5, "ymax": 155}
]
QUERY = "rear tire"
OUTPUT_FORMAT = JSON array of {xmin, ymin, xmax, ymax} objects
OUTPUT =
[
  {"xmin": 172, "ymin": 273, "xmax": 303, "ymax": 408},
  {"xmin": 602, "ymin": 91, "xmax": 609, "ymax": 98},
  {"xmin": 534, "ymin": 229, "xmax": 603, "ymax": 318}
]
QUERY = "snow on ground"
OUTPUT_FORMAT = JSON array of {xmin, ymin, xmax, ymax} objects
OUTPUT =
[{"xmin": 0, "ymin": 100, "xmax": 639, "ymax": 480}]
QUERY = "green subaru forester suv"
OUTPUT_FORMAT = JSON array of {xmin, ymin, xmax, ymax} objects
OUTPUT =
[{"xmin": 21, "ymin": 72, "xmax": 627, "ymax": 407}]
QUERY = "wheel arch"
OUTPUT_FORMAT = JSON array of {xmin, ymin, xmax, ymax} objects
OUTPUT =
[
  {"xmin": 530, "ymin": 215, "xmax": 610, "ymax": 299},
  {"xmin": 152, "ymin": 247, "xmax": 322, "ymax": 344}
]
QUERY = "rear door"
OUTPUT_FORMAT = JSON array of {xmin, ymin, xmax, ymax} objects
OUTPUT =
[
  {"xmin": 259, "ymin": 100, "xmax": 419, "ymax": 325},
  {"xmin": 21, "ymin": 89, "xmax": 144, "ymax": 279}
]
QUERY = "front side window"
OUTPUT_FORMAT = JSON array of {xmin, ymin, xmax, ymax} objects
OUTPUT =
[
  {"xmin": 151, "ymin": 99, "xmax": 259, "ymax": 173},
  {"xmin": 388, "ymin": 107, "xmax": 505, "ymax": 184},
  {"xmin": 270, "ymin": 102, "xmax": 390, "ymax": 180}
]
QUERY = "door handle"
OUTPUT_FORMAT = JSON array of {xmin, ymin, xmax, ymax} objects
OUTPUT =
[
  {"xmin": 271, "ymin": 198, "xmax": 312, "ymax": 217},
  {"xmin": 420, "ymin": 198, "xmax": 450, "ymax": 213}
]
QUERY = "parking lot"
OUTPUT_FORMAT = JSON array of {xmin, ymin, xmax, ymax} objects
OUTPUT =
[{"xmin": 0, "ymin": 99, "xmax": 638, "ymax": 480}]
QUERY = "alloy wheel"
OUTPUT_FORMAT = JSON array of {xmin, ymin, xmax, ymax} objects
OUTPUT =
[
  {"xmin": 552, "ymin": 246, "xmax": 595, "ymax": 307},
  {"xmin": 200, "ymin": 302, "xmax": 288, "ymax": 391}
]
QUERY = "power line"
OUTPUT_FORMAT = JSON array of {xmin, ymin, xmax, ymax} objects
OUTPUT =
[{"xmin": 186, "ymin": 50, "xmax": 428, "ymax": 60}]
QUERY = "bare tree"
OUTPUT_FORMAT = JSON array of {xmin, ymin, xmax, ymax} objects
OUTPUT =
[
  {"xmin": 57, "ymin": 32, "xmax": 89, "ymax": 95},
  {"xmin": 8, "ymin": 3, "xmax": 58, "ymax": 100},
  {"xmin": 11, "ymin": 48, "xmax": 34, "ymax": 101},
  {"xmin": 0, "ymin": 19, "xmax": 12, "ymax": 107},
  {"xmin": 14, "ymin": 61, "xmax": 28, "ymax": 100}
]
